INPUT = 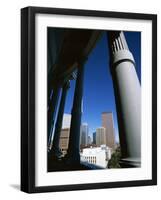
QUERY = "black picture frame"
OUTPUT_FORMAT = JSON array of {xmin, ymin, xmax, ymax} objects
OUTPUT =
[{"xmin": 21, "ymin": 6, "xmax": 157, "ymax": 193}]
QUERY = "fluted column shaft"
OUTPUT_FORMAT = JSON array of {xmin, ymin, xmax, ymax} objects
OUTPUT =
[
  {"xmin": 51, "ymin": 81, "xmax": 69, "ymax": 158},
  {"xmin": 67, "ymin": 61, "xmax": 85, "ymax": 164},
  {"xmin": 108, "ymin": 31, "xmax": 141, "ymax": 167}
]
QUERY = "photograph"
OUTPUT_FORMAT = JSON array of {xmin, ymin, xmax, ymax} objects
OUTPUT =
[
  {"xmin": 21, "ymin": 6, "xmax": 157, "ymax": 193},
  {"xmin": 47, "ymin": 28, "xmax": 141, "ymax": 172}
]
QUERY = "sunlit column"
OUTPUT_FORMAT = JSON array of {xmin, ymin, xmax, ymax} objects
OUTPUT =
[
  {"xmin": 108, "ymin": 31, "xmax": 141, "ymax": 167},
  {"xmin": 48, "ymin": 86, "xmax": 60, "ymax": 148},
  {"xmin": 51, "ymin": 81, "xmax": 70, "ymax": 159}
]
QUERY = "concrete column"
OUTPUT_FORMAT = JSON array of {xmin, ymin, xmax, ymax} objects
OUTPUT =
[
  {"xmin": 66, "ymin": 61, "xmax": 85, "ymax": 164},
  {"xmin": 48, "ymin": 86, "xmax": 60, "ymax": 148},
  {"xmin": 107, "ymin": 31, "xmax": 141, "ymax": 167},
  {"xmin": 51, "ymin": 81, "xmax": 70, "ymax": 159}
]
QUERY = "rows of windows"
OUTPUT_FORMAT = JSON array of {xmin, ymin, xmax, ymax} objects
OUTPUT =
[
  {"xmin": 84, "ymin": 156, "xmax": 97, "ymax": 164},
  {"xmin": 59, "ymin": 138, "xmax": 68, "ymax": 148}
]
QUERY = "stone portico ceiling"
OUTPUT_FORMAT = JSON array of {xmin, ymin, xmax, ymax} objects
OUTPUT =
[{"xmin": 48, "ymin": 28, "xmax": 102, "ymax": 88}]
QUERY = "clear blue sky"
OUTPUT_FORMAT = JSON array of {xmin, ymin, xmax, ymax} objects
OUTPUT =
[{"xmin": 64, "ymin": 31, "xmax": 141, "ymax": 143}]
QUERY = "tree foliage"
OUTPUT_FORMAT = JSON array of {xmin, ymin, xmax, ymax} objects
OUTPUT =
[{"xmin": 108, "ymin": 146, "xmax": 121, "ymax": 168}]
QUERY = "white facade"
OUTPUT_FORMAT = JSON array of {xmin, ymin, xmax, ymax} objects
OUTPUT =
[{"xmin": 80, "ymin": 145, "xmax": 111, "ymax": 168}]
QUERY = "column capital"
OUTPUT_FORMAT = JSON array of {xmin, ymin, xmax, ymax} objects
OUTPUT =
[
  {"xmin": 70, "ymin": 71, "xmax": 77, "ymax": 80},
  {"xmin": 108, "ymin": 31, "xmax": 135, "ymax": 67},
  {"xmin": 108, "ymin": 31, "xmax": 129, "ymax": 52}
]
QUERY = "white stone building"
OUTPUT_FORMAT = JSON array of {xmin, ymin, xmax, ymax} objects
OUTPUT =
[{"xmin": 80, "ymin": 145, "xmax": 112, "ymax": 168}]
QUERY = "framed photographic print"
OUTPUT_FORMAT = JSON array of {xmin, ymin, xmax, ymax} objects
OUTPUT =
[{"xmin": 21, "ymin": 6, "xmax": 157, "ymax": 193}]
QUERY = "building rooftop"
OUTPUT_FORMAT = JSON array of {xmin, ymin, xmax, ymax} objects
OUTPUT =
[
  {"xmin": 81, "ymin": 145, "xmax": 110, "ymax": 154},
  {"xmin": 102, "ymin": 111, "xmax": 113, "ymax": 114}
]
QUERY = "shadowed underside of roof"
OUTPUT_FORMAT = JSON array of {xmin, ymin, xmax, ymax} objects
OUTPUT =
[{"xmin": 48, "ymin": 28, "xmax": 103, "ymax": 90}]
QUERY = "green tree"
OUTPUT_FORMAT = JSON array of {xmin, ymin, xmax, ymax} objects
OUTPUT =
[{"xmin": 108, "ymin": 146, "xmax": 121, "ymax": 168}]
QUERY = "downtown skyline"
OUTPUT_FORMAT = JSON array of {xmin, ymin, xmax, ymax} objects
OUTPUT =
[
  {"xmin": 63, "ymin": 31, "xmax": 141, "ymax": 144},
  {"xmin": 47, "ymin": 27, "xmax": 142, "ymax": 172}
]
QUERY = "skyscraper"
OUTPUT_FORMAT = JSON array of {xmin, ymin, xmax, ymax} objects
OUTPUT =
[
  {"xmin": 96, "ymin": 127, "xmax": 106, "ymax": 146},
  {"xmin": 88, "ymin": 135, "xmax": 92, "ymax": 145},
  {"xmin": 93, "ymin": 132, "xmax": 96, "ymax": 144},
  {"xmin": 80, "ymin": 123, "xmax": 88, "ymax": 146},
  {"xmin": 57, "ymin": 114, "xmax": 71, "ymax": 156},
  {"xmin": 102, "ymin": 112, "xmax": 115, "ymax": 149},
  {"xmin": 62, "ymin": 113, "xmax": 71, "ymax": 129},
  {"xmin": 59, "ymin": 128, "xmax": 70, "ymax": 156}
]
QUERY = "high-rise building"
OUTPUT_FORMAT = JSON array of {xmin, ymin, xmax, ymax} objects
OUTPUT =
[
  {"xmin": 80, "ymin": 123, "xmax": 88, "ymax": 146},
  {"xmin": 49, "ymin": 113, "xmax": 71, "ymax": 150},
  {"xmin": 59, "ymin": 114, "xmax": 71, "ymax": 156},
  {"xmin": 102, "ymin": 112, "xmax": 115, "ymax": 149},
  {"xmin": 88, "ymin": 135, "xmax": 92, "ymax": 145},
  {"xmin": 96, "ymin": 127, "xmax": 106, "ymax": 146},
  {"xmin": 93, "ymin": 132, "xmax": 96, "ymax": 144},
  {"xmin": 62, "ymin": 113, "xmax": 71, "ymax": 129},
  {"xmin": 59, "ymin": 128, "xmax": 70, "ymax": 156}
]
